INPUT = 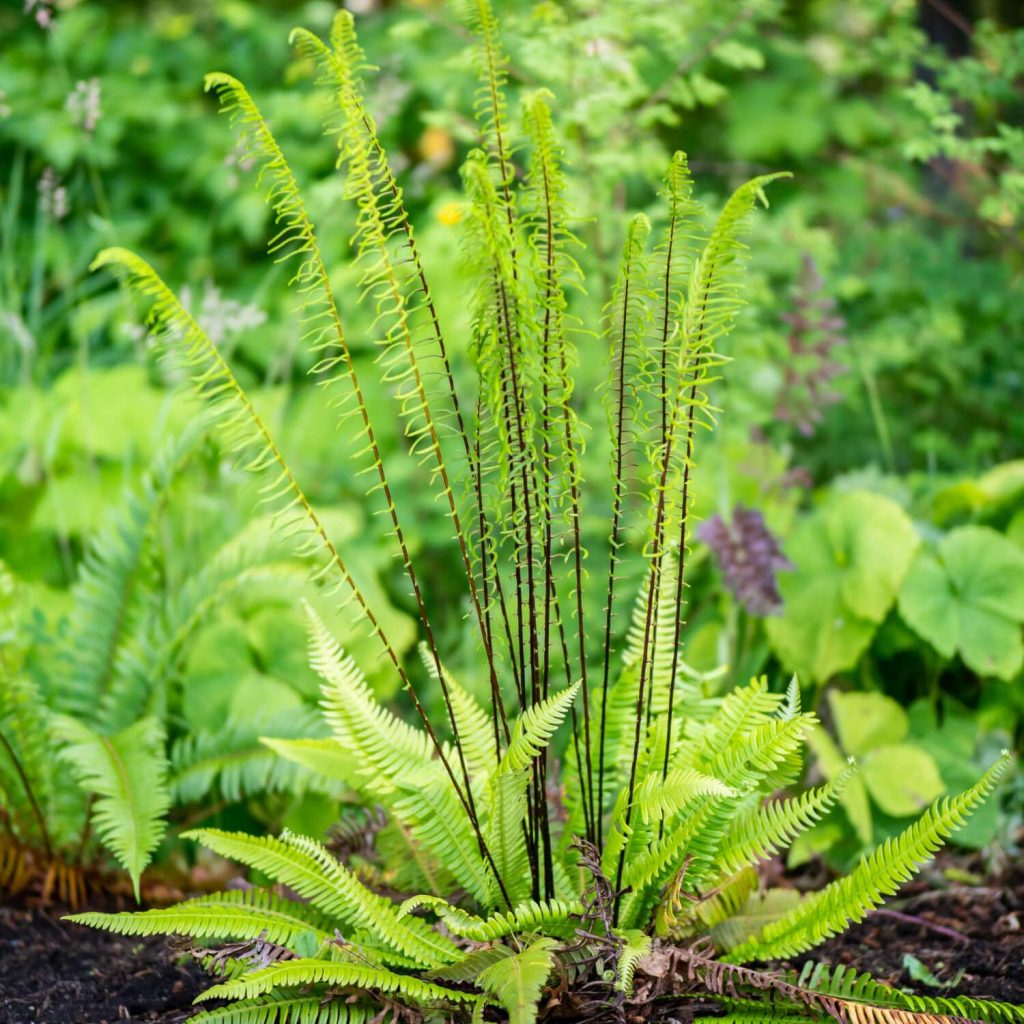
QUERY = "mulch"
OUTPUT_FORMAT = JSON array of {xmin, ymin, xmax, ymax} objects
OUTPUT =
[{"xmin": 1, "ymin": 853, "xmax": 1021, "ymax": 1023}]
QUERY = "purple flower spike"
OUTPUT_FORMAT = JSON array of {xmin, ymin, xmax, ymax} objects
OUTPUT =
[{"xmin": 699, "ymin": 504, "xmax": 794, "ymax": 616}]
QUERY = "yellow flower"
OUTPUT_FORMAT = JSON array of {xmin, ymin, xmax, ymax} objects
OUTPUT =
[
  {"xmin": 437, "ymin": 201, "xmax": 464, "ymax": 227},
  {"xmin": 418, "ymin": 126, "xmax": 455, "ymax": 168}
]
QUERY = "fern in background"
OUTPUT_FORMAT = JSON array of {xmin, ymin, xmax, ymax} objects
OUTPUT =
[
  {"xmin": 0, "ymin": 426, "xmax": 340, "ymax": 902},
  {"xmin": 70, "ymin": 4, "xmax": 1020, "ymax": 1024}
]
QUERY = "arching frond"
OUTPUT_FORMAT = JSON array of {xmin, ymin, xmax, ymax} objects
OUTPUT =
[
  {"xmin": 69, "ymin": 889, "xmax": 332, "ymax": 947},
  {"xmin": 184, "ymin": 829, "xmax": 458, "ymax": 967},
  {"xmin": 52, "ymin": 715, "xmax": 169, "ymax": 899},
  {"xmin": 198, "ymin": 959, "xmax": 479, "ymax": 1005},
  {"xmin": 188, "ymin": 994, "xmax": 374, "ymax": 1024},
  {"xmin": 727, "ymin": 753, "xmax": 1012, "ymax": 962}
]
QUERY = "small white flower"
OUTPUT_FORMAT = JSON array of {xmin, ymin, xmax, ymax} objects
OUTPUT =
[
  {"xmin": 66, "ymin": 78, "xmax": 102, "ymax": 133},
  {"xmin": 38, "ymin": 166, "xmax": 69, "ymax": 221},
  {"xmin": 180, "ymin": 280, "xmax": 267, "ymax": 346},
  {"xmin": 24, "ymin": 0, "xmax": 55, "ymax": 30}
]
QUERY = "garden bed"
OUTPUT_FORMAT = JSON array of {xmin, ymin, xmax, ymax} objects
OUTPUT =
[
  {"xmin": 2, "ymin": 853, "xmax": 1020, "ymax": 1024},
  {"xmin": 788, "ymin": 855, "xmax": 1024, "ymax": 1005},
  {"xmin": 0, "ymin": 904, "xmax": 208, "ymax": 1024}
]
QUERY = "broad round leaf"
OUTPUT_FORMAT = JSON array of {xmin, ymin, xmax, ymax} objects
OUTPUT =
[
  {"xmin": 767, "ymin": 492, "xmax": 918, "ymax": 682},
  {"xmin": 860, "ymin": 743, "xmax": 946, "ymax": 818},
  {"xmin": 829, "ymin": 691, "xmax": 908, "ymax": 757},
  {"xmin": 899, "ymin": 525, "xmax": 1024, "ymax": 680}
]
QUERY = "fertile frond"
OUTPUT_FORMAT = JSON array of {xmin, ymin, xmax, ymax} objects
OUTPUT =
[
  {"xmin": 477, "ymin": 936, "xmax": 558, "ymax": 1024},
  {"xmin": 53, "ymin": 715, "xmax": 170, "ymax": 899},
  {"xmin": 727, "ymin": 753, "xmax": 1012, "ymax": 962},
  {"xmin": 90, "ymin": 247, "xmax": 405, "ymax": 691}
]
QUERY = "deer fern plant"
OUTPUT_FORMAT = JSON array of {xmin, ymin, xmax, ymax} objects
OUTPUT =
[{"xmin": 70, "ymin": 6, "xmax": 1020, "ymax": 1024}]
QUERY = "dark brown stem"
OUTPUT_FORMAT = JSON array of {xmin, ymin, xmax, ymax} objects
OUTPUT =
[{"xmin": 0, "ymin": 727, "xmax": 52, "ymax": 859}]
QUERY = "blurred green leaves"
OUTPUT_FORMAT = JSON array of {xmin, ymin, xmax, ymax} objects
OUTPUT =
[
  {"xmin": 899, "ymin": 525, "xmax": 1024, "ymax": 681},
  {"xmin": 767, "ymin": 492, "xmax": 918, "ymax": 683}
]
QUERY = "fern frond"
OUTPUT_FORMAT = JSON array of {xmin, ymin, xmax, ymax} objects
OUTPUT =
[
  {"xmin": 188, "ymin": 993, "xmax": 373, "ymax": 1024},
  {"xmin": 477, "ymin": 936, "xmax": 558, "ymax": 1024},
  {"xmin": 172, "ymin": 707, "xmax": 331, "ymax": 804},
  {"xmin": 258, "ymin": 737, "xmax": 358, "ymax": 789},
  {"xmin": 614, "ymin": 928, "xmax": 652, "ymax": 994},
  {"xmin": 68, "ymin": 889, "xmax": 332, "ymax": 947},
  {"xmin": 635, "ymin": 767, "xmax": 736, "ymax": 825},
  {"xmin": 502, "ymin": 682, "xmax": 581, "ymax": 773},
  {"xmin": 402, "ymin": 894, "xmax": 581, "ymax": 942},
  {"xmin": 419, "ymin": 644, "xmax": 497, "ymax": 778},
  {"xmin": 91, "ymin": 247, "xmax": 410, "ymax": 708},
  {"xmin": 0, "ymin": 666, "xmax": 57, "ymax": 850},
  {"xmin": 727, "ymin": 753, "xmax": 1012, "ymax": 962},
  {"xmin": 185, "ymin": 829, "xmax": 458, "ymax": 967},
  {"xmin": 308, "ymin": 606, "xmax": 432, "ymax": 792},
  {"xmin": 712, "ymin": 764, "xmax": 855, "ymax": 879},
  {"xmin": 794, "ymin": 960, "xmax": 1024, "ymax": 1024},
  {"xmin": 102, "ymin": 530, "xmax": 300, "ymax": 731},
  {"xmin": 198, "ymin": 959, "xmax": 478, "ymax": 1005},
  {"xmin": 428, "ymin": 946, "xmax": 513, "ymax": 984},
  {"xmin": 390, "ymin": 771, "xmax": 497, "ymax": 908},
  {"xmin": 53, "ymin": 714, "xmax": 169, "ymax": 899},
  {"xmin": 52, "ymin": 427, "xmax": 201, "ymax": 723}
]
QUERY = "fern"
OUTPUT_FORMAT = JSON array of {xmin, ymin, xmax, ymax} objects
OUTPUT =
[
  {"xmin": 171, "ymin": 707, "xmax": 333, "ymax": 805},
  {"xmin": 478, "ymin": 937, "xmax": 558, "ymax": 1024},
  {"xmin": 69, "ymin": 889, "xmax": 332, "ymax": 947},
  {"xmin": 614, "ymin": 928, "xmax": 653, "ymax": 993},
  {"xmin": 198, "ymin": 960, "xmax": 479, "ymax": 1006},
  {"xmin": 183, "ymin": 829, "xmax": 459, "ymax": 967},
  {"xmin": 52, "ymin": 714, "xmax": 170, "ymax": 899},
  {"xmin": 72, "ymin": 8, "xmax": 1020, "ymax": 1024},
  {"xmin": 726, "ymin": 753, "xmax": 1012, "ymax": 962},
  {"xmin": 188, "ymin": 994, "xmax": 374, "ymax": 1024}
]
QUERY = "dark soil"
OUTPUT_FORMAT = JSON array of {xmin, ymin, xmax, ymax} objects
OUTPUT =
[
  {"xmin": 0, "ymin": 904, "xmax": 208, "ymax": 1024},
  {"xmin": 786, "ymin": 855, "xmax": 1024, "ymax": 1004}
]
